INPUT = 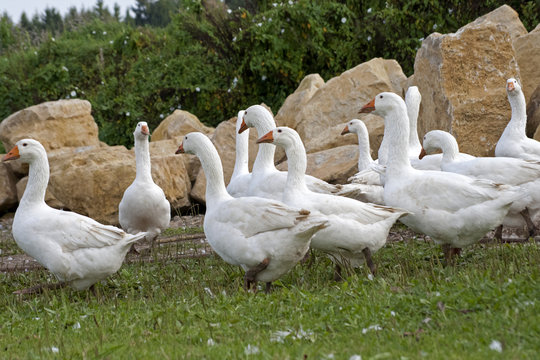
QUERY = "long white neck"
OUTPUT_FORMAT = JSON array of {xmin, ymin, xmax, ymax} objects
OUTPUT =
[
  {"xmin": 282, "ymin": 137, "xmax": 310, "ymax": 197},
  {"xmin": 353, "ymin": 128, "xmax": 373, "ymax": 171},
  {"xmin": 232, "ymin": 125, "xmax": 249, "ymax": 179},
  {"xmin": 504, "ymin": 90, "xmax": 528, "ymax": 140},
  {"xmin": 252, "ymin": 114, "xmax": 277, "ymax": 174},
  {"xmin": 406, "ymin": 91, "xmax": 422, "ymax": 155},
  {"xmin": 438, "ymin": 133, "xmax": 459, "ymax": 164},
  {"xmin": 20, "ymin": 152, "xmax": 49, "ymax": 207},
  {"xmin": 195, "ymin": 139, "xmax": 232, "ymax": 208},
  {"xmin": 384, "ymin": 104, "xmax": 413, "ymax": 175},
  {"xmin": 135, "ymin": 135, "xmax": 154, "ymax": 183}
]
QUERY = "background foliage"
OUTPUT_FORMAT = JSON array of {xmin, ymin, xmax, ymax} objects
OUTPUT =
[{"xmin": 0, "ymin": 0, "xmax": 538, "ymax": 146}]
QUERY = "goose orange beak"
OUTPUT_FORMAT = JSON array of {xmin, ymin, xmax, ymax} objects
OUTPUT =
[
  {"xmin": 3, "ymin": 145, "xmax": 20, "ymax": 161},
  {"xmin": 359, "ymin": 98, "xmax": 376, "ymax": 113},
  {"xmin": 419, "ymin": 147, "xmax": 426, "ymax": 159},
  {"xmin": 507, "ymin": 81, "xmax": 515, "ymax": 92},
  {"xmin": 257, "ymin": 131, "xmax": 274, "ymax": 144},
  {"xmin": 341, "ymin": 125, "xmax": 350, "ymax": 135},
  {"xmin": 238, "ymin": 118, "xmax": 248, "ymax": 134},
  {"xmin": 175, "ymin": 143, "xmax": 184, "ymax": 154},
  {"xmin": 141, "ymin": 125, "xmax": 150, "ymax": 135}
]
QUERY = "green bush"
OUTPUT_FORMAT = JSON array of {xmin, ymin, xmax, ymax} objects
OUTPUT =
[{"xmin": 0, "ymin": 1, "xmax": 538, "ymax": 146}]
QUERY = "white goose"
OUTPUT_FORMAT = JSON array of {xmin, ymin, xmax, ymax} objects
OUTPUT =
[
  {"xmin": 176, "ymin": 132, "xmax": 327, "ymax": 292},
  {"xmin": 238, "ymin": 105, "xmax": 343, "ymax": 200},
  {"xmin": 422, "ymin": 130, "xmax": 540, "ymax": 237},
  {"xmin": 360, "ymin": 92, "xmax": 523, "ymax": 263},
  {"xmin": 119, "ymin": 122, "xmax": 170, "ymax": 247},
  {"xmin": 257, "ymin": 127, "xmax": 407, "ymax": 277},
  {"xmin": 378, "ymin": 87, "xmax": 473, "ymax": 172},
  {"xmin": 340, "ymin": 119, "xmax": 385, "ymax": 204},
  {"xmin": 495, "ymin": 78, "xmax": 540, "ymax": 161},
  {"xmin": 341, "ymin": 119, "xmax": 380, "ymax": 184},
  {"xmin": 3, "ymin": 139, "xmax": 148, "ymax": 293},
  {"xmin": 226, "ymin": 110, "xmax": 252, "ymax": 197}
]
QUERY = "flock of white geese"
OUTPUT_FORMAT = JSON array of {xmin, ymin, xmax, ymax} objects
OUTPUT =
[{"xmin": 3, "ymin": 78, "xmax": 539, "ymax": 294}]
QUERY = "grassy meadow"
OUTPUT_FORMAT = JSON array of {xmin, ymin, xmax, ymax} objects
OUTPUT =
[{"xmin": 0, "ymin": 223, "xmax": 539, "ymax": 359}]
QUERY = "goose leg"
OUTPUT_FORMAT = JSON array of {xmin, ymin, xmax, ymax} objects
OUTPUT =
[
  {"xmin": 442, "ymin": 244, "xmax": 461, "ymax": 266},
  {"xmin": 493, "ymin": 225, "xmax": 503, "ymax": 241},
  {"xmin": 362, "ymin": 247, "xmax": 377, "ymax": 275},
  {"xmin": 265, "ymin": 282, "xmax": 272, "ymax": 294},
  {"xmin": 13, "ymin": 282, "xmax": 67, "ymax": 295},
  {"xmin": 243, "ymin": 258, "xmax": 270, "ymax": 292},
  {"xmin": 520, "ymin": 208, "xmax": 539, "ymax": 238},
  {"xmin": 333, "ymin": 264, "xmax": 343, "ymax": 281}
]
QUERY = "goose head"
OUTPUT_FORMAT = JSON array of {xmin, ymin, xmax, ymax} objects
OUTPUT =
[
  {"xmin": 257, "ymin": 126, "xmax": 300, "ymax": 151},
  {"xmin": 359, "ymin": 92, "xmax": 405, "ymax": 117},
  {"xmin": 341, "ymin": 119, "xmax": 367, "ymax": 136},
  {"xmin": 239, "ymin": 105, "xmax": 274, "ymax": 134},
  {"xmin": 134, "ymin": 121, "xmax": 150, "ymax": 139},
  {"xmin": 420, "ymin": 130, "xmax": 445, "ymax": 159},
  {"xmin": 2, "ymin": 139, "xmax": 47, "ymax": 164},
  {"xmin": 175, "ymin": 132, "xmax": 207, "ymax": 155},
  {"xmin": 506, "ymin": 78, "xmax": 522, "ymax": 95}
]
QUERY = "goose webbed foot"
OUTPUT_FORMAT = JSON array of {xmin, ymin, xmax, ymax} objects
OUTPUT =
[
  {"xmin": 13, "ymin": 282, "xmax": 67, "ymax": 295},
  {"xmin": 362, "ymin": 247, "xmax": 377, "ymax": 275},
  {"xmin": 243, "ymin": 258, "xmax": 270, "ymax": 292}
]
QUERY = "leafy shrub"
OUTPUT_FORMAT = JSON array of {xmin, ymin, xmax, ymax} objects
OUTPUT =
[{"xmin": 0, "ymin": 0, "xmax": 538, "ymax": 146}]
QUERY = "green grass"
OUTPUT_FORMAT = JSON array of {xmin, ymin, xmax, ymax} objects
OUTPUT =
[
  {"xmin": 161, "ymin": 226, "xmax": 204, "ymax": 236},
  {"xmin": 0, "ymin": 239, "xmax": 539, "ymax": 359}
]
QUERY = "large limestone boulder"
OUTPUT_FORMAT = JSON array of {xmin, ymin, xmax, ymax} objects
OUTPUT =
[
  {"xmin": 47, "ymin": 145, "xmax": 190, "ymax": 225},
  {"xmin": 291, "ymin": 58, "xmax": 406, "ymax": 154},
  {"xmin": 527, "ymin": 85, "xmax": 540, "ymax": 137},
  {"xmin": 274, "ymin": 74, "xmax": 325, "ymax": 129},
  {"xmin": 471, "ymin": 4, "xmax": 527, "ymax": 39},
  {"xmin": 414, "ymin": 19, "xmax": 520, "ymax": 156},
  {"xmin": 514, "ymin": 24, "xmax": 540, "ymax": 103},
  {"xmin": 0, "ymin": 162, "xmax": 18, "ymax": 211},
  {"xmin": 276, "ymin": 145, "xmax": 359, "ymax": 184},
  {"xmin": 16, "ymin": 177, "xmax": 64, "ymax": 209},
  {"xmin": 0, "ymin": 99, "xmax": 100, "ymax": 152},
  {"xmin": 189, "ymin": 117, "xmax": 259, "ymax": 203},
  {"xmin": 152, "ymin": 110, "xmax": 214, "ymax": 141}
]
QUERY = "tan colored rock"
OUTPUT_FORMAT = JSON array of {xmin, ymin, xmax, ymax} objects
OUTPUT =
[
  {"xmin": 275, "ymin": 74, "xmax": 325, "ymax": 129},
  {"xmin": 152, "ymin": 110, "xmax": 214, "ymax": 141},
  {"xmin": 47, "ymin": 144, "xmax": 190, "ymax": 225},
  {"xmin": 514, "ymin": 24, "xmax": 540, "ymax": 102},
  {"xmin": 414, "ymin": 21, "xmax": 519, "ymax": 156},
  {"xmin": 527, "ymin": 84, "xmax": 540, "ymax": 137},
  {"xmin": 0, "ymin": 162, "xmax": 18, "ymax": 211},
  {"xmin": 292, "ymin": 58, "xmax": 406, "ymax": 154},
  {"xmin": 277, "ymin": 145, "xmax": 358, "ymax": 184},
  {"xmin": 16, "ymin": 177, "xmax": 64, "ymax": 209},
  {"xmin": 0, "ymin": 99, "xmax": 100, "ymax": 152},
  {"xmin": 472, "ymin": 4, "xmax": 527, "ymax": 40},
  {"xmin": 190, "ymin": 117, "xmax": 259, "ymax": 203}
]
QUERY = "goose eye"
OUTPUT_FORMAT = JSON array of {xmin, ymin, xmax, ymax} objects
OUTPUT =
[
  {"xmin": 277, "ymin": 129, "xmax": 282, "ymax": 133},
  {"xmin": 23, "ymin": 143, "xmax": 27, "ymax": 147},
  {"xmin": 379, "ymin": 95, "xmax": 383, "ymax": 99}
]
